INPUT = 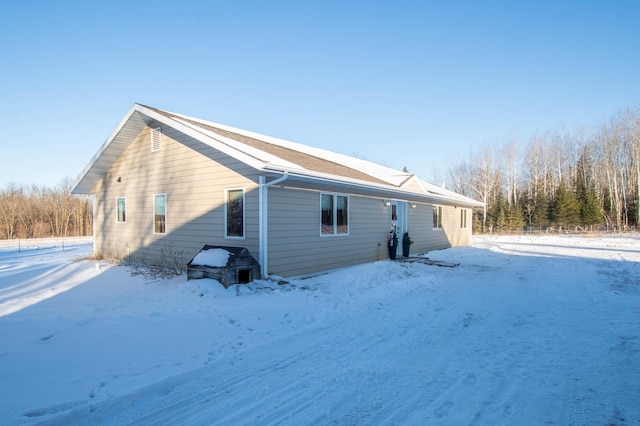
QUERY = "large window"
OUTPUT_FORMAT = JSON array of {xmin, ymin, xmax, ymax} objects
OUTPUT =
[
  {"xmin": 154, "ymin": 194, "xmax": 166, "ymax": 234},
  {"xmin": 116, "ymin": 197, "xmax": 126, "ymax": 223},
  {"xmin": 433, "ymin": 205, "xmax": 442, "ymax": 229},
  {"xmin": 461, "ymin": 208, "xmax": 467, "ymax": 228},
  {"xmin": 321, "ymin": 193, "xmax": 349, "ymax": 235},
  {"xmin": 226, "ymin": 188, "xmax": 244, "ymax": 238}
]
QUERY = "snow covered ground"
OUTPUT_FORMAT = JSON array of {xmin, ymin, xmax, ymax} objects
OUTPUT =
[{"xmin": 0, "ymin": 235, "xmax": 639, "ymax": 425}]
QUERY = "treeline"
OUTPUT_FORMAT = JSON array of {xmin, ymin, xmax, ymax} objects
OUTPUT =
[
  {"xmin": 447, "ymin": 104, "xmax": 640, "ymax": 233},
  {"xmin": 0, "ymin": 178, "xmax": 93, "ymax": 239}
]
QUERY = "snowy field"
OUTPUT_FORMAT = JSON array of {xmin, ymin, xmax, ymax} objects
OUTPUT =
[{"xmin": 0, "ymin": 235, "xmax": 639, "ymax": 425}]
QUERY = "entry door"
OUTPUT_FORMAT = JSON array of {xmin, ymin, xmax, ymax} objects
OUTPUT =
[{"xmin": 391, "ymin": 201, "xmax": 407, "ymax": 238}]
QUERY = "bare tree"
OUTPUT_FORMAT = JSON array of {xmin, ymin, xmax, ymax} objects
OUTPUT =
[
  {"xmin": 446, "ymin": 102, "xmax": 640, "ymax": 233},
  {"xmin": 0, "ymin": 179, "xmax": 93, "ymax": 239}
]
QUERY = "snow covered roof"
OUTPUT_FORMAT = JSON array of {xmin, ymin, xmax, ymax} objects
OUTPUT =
[{"xmin": 72, "ymin": 103, "xmax": 483, "ymax": 207}]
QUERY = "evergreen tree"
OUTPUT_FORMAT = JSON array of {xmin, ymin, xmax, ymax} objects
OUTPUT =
[
  {"xmin": 488, "ymin": 192, "xmax": 507, "ymax": 233},
  {"xmin": 579, "ymin": 183, "xmax": 602, "ymax": 228},
  {"xmin": 472, "ymin": 210, "xmax": 483, "ymax": 233},
  {"xmin": 575, "ymin": 146, "xmax": 602, "ymax": 228},
  {"xmin": 506, "ymin": 204, "xmax": 526, "ymax": 232},
  {"xmin": 531, "ymin": 190, "xmax": 550, "ymax": 229},
  {"xmin": 520, "ymin": 190, "xmax": 535, "ymax": 229},
  {"xmin": 550, "ymin": 181, "xmax": 580, "ymax": 229}
]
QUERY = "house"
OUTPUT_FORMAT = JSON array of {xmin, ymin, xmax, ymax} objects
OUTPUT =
[{"xmin": 71, "ymin": 104, "xmax": 483, "ymax": 279}]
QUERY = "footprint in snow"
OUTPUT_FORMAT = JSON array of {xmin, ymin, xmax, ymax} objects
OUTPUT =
[
  {"xmin": 434, "ymin": 401, "xmax": 454, "ymax": 418},
  {"xmin": 463, "ymin": 373, "xmax": 477, "ymax": 387},
  {"xmin": 38, "ymin": 333, "xmax": 56, "ymax": 342}
]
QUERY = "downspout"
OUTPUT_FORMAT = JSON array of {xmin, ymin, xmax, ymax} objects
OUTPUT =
[
  {"xmin": 259, "ymin": 172, "xmax": 289, "ymax": 279},
  {"xmin": 92, "ymin": 195, "xmax": 97, "ymax": 257}
]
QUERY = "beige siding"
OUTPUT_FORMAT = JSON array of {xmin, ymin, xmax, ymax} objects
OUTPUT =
[
  {"xmin": 93, "ymin": 125, "xmax": 260, "ymax": 266},
  {"xmin": 406, "ymin": 203, "xmax": 449, "ymax": 253},
  {"xmin": 403, "ymin": 180, "xmax": 424, "ymax": 193},
  {"xmin": 266, "ymin": 188, "xmax": 474, "ymax": 277},
  {"xmin": 267, "ymin": 187, "xmax": 391, "ymax": 277},
  {"xmin": 444, "ymin": 206, "xmax": 472, "ymax": 246},
  {"xmin": 406, "ymin": 204, "xmax": 471, "ymax": 255},
  {"xmin": 92, "ymin": 124, "xmax": 474, "ymax": 278}
]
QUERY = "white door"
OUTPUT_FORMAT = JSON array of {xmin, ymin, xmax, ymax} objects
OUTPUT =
[{"xmin": 391, "ymin": 201, "xmax": 407, "ymax": 239}]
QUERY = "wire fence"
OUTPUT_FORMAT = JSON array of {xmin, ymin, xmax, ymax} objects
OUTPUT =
[
  {"xmin": 0, "ymin": 236, "xmax": 93, "ymax": 253},
  {"xmin": 473, "ymin": 227, "xmax": 638, "ymax": 236}
]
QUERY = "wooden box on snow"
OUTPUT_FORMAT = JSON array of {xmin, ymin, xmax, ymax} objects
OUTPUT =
[{"xmin": 187, "ymin": 245, "xmax": 261, "ymax": 287}]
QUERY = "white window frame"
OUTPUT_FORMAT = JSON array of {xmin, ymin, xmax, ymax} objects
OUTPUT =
[
  {"xmin": 153, "ymin": 193, "xmax": 167, "ymax": 234},
  {"xmin": 433, "ymin": 205, "xmax": 443, "ymax": 230},
  {"xmin": 320, "ymin": 192, "xmax": 349, "ymax": 236},
  {"xmin": 225, "ymin": 188, "xmax": 245, "ymax": 239},
  {"xmin": 116, "ymin": 197, "xmax": 126, "ymax": 223},
  {"xmin": 151, "ymin": 127, "xmax": 162, "ymax": 152}
]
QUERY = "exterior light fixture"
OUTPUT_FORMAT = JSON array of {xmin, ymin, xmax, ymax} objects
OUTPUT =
[{"xmin": 384, "ymin": 199, "xmax": 391, "ymax": 206}]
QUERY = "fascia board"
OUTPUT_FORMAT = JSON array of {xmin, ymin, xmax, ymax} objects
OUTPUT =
[
  {"xmin": 264, "ymin": 167, "xmax": 484, "ymax": 208},
  {"xmin": 72, "ymin": 104, "xmax": 285, "ymax": 194},
  {"xmin": 71, "ymin": 104, "xmax": 143, "ymax": 194},
  {"xmin": 136, "ymin": 105, "xmax": 270, "ymax": 172},
  {"xmin": 168, "ymin": 117, "xmax": 303, "ymax": 171},
  {"xmin": 164, "ymin": 110, "xmax": 410, "ymax": 186}
]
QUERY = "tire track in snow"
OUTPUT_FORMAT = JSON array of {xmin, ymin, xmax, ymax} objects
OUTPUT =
[{"xmin": 41, "ymin": 278, "xmax": 456, "ymax": 425}]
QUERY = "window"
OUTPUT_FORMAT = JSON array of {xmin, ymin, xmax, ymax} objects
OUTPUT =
[
  {"xmin": 116, "ymin": 197, "xmax": 126, "ymax": 223},
  {"xmin": 433, "ymin": 205, "xmax": 442, "ymax": 229},
  {"xmin": 154, "ymin": 194, "xmax": 166, "ymax": 234},
  {"xmin": 226, "ymin": 188, "xmax": 244, "ymax": 238},
  {"xmin": 461, "ymin": 209, "xmax": 467, "ymax": 228},
  {"xmin": 321, "ymin": 193, "xmax": 349, "ymax": 235},
  {"xmin": 151, "ymin": 127, "xmax": 162, "ymax": 152}
]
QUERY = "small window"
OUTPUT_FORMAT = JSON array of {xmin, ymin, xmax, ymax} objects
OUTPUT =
[
  {"xmin": 151, "ymin": 127, "xmax": 162, "ymax": 152},
  {"xmin": 154, "ymin": 194, "xmax": 166, "ymax": 234},
  {"xmin": 321, "ymin": 193, "xmax": 349, "ymax": 236},
  {"xmin": 461, "ymin": 209, "xmax": 467, "ymax": 228},
  {"xmin": 433, "ymin": 205, "xmax": 442, "ymax": 229},
  {"xmin": 226, "ymin": 188, "xmax": 244, "ymax": 238},
  {"xmin": 321, "ymin": 194, "xmax": 334, "ymax": 234},
  {"xmin": 116, "ymin": 197, "xmax": 126, "ymax": 223}
]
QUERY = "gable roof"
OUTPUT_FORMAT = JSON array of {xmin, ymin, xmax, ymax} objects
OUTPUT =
[{"xmin": 71, "ymin": 103, "xmax": 483, "ymax": 207}]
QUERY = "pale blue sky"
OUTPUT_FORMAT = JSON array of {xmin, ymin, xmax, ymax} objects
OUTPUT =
[{"xmin": 1, "ymin": 0, "xmax": 639, "ymax": 188}]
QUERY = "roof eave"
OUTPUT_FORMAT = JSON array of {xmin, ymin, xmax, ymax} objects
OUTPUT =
[
  {"xmin": 71, "ymin": 104, "xmax": 143, "ymax": 194},
  {"xmin": 262, "ymin": 166, "xmax": 484, "ymax": 208},
  {"xmin": 71, "ymin": 103, "xmax": 270, "ymax": 194}
]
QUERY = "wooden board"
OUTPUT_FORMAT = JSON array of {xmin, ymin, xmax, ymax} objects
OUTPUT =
[{"xmin": 398, "ymin": 257, "xmax": 460, "ymax": 268}]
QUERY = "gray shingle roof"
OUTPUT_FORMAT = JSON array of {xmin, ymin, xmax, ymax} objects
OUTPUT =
[{"xmin": 145, "ymin": 105, "xmax": 390, "ymax": 186}]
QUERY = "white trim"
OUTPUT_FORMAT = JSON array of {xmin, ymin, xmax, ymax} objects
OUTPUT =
[
  {"xmin": 262, "ymin": 167, "xmax": 483, "ymax": 208},
  {"xmin": 92, "ymin": 195, "xmax": 97, "ymax": 257},
  {"xmin": 164, "ymin": 110, "xmax": 412, "ymax": 186},
  {"xmin": 71, "ymin": 103, "xmax": 484, "ymax": 209},
  {"xmin": 153, "ymin": 193, "xmax": 167, "ymax": 234},
  {"xmin": 71, "ymin": 104, "xmax": 142, "ymax": 193},
  {"xmin": 259, "ymin": 173, "xmax": 289, "ymax": 279},
  {"xmin": 136, "ymin": 105, "xmax": 268, "ymax": 171},
  {"xmin": 433, "ymin": 205, "xmax": 443, "ymax": 230},
  {"xmin": 391, "ymin": 200, "xmax": 407, "ymax": 239},
  {"xmin": 224, "ymin": 187, "xmax": 245, "ymax": 239},
  {"xmin": 320, "ymin": 192, "xmax": 350, "ymax": 237}
]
